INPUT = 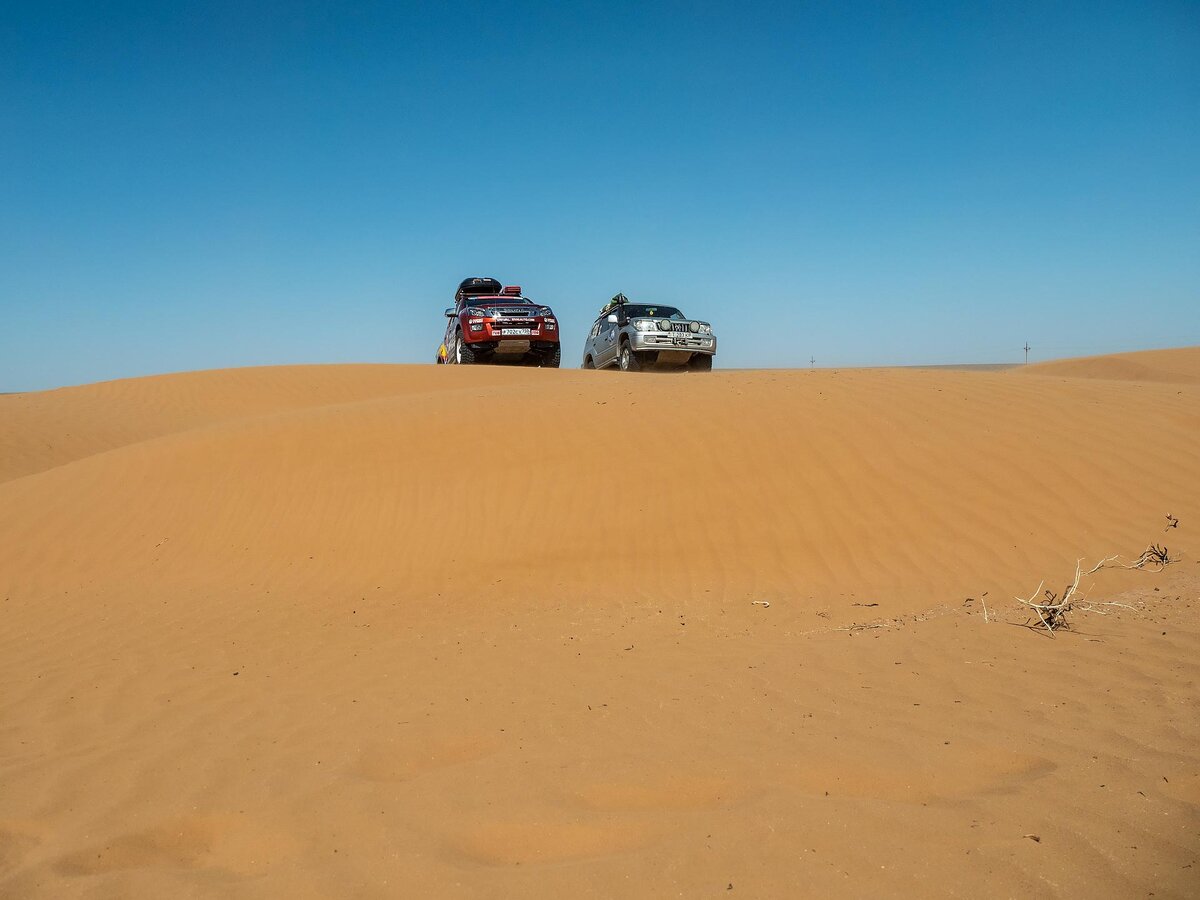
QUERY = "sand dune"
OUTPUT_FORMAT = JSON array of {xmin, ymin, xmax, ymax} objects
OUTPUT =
[
  {"xmin": 1020, "ymin": 346, "xmax": 1200, "ymax": 384},
  {"xmin": 2, "ymin": 348, "xmax": 1198, "ymax": 897},
  {"xmin": 0, "ymin": 364, "xmax": 456, "ymax": 484}
]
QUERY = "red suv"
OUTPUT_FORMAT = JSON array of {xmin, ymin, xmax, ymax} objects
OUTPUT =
[{"xmin": 437, "ymin": 277, "xmax": 561, "ymax": 367}]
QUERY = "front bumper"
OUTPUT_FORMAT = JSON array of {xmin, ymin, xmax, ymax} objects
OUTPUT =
[
  {"xmin": 630, "ymin": 331, "xmax": 716, "ymax": 356},
  {"xmin": 460, "ymin": 339, "xmax": 559, "ymax": 356},
  {"xmin": 462, "ymin": 319, "xmax": 560, "ymax": 347}
]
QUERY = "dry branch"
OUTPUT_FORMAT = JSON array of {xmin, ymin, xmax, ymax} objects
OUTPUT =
[{"xmin": 1016, "ymin": 544, "xmax": 1174, "ymax": 635}]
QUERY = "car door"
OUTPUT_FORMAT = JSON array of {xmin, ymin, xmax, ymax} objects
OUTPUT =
[
  {"xmin": 595, "ymin": 314, "xmax": 619, "ymax": 367},
  {"xmin": 583, "ymin": 318, "xmax": 601, "ymax": 365}
]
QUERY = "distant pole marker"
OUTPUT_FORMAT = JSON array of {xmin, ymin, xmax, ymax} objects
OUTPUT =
[{"xmin": 1023, "ymin": 342, "xmax": 1031, "ymax": 365}]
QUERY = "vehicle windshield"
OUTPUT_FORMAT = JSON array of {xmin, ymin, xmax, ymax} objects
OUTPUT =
[{"xmin": 623, "ymin": 305, "xmax": 686, "ymax": 320}]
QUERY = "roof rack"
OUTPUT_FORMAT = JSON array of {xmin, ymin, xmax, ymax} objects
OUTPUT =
[
  {"xmin": 455, "ymin": 277, "xmax": 503, "ymax": 302},
  {"xmin": 601, "ymin": 292, "xmax": 629, "ymax": 314}
]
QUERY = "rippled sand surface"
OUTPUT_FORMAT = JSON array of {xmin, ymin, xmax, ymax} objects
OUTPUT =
[{"xmin": 2, "ymin": 349, "xmax": 1198, "ymax": 898}]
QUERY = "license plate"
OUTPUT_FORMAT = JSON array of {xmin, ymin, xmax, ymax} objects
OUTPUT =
[{"xmin": 501, "ymin": 328, "xmax": 531, "ymax": 335}]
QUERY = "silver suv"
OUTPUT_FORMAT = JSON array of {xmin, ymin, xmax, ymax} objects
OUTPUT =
[{"xmin": 581, "ymin": 295, "xmax": 716, "ymax": 371}]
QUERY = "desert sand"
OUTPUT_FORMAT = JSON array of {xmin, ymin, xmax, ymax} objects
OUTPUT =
[{"xmin": 1, "ymin": 348, "xmax": 1198, "ymax": 898}]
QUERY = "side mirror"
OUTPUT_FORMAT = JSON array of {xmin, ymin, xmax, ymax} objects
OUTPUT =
[
  {"xmin": 606, "ymin": 313, "xmax": 619, "ymax": 324},
  {"xmin": 444, "ymin": 308, "xmax": 455, "ymax": 318}
]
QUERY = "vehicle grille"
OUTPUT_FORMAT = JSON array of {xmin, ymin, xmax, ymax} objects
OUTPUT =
[{"xmin": 671, "ymin": 322, "xmax": 691, "ymax": 332}]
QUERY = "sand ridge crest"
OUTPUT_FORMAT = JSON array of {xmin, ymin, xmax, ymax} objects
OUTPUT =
[{"xmin": 1017, "ymin": 345, "xmax": 1200, "ymax": 383}]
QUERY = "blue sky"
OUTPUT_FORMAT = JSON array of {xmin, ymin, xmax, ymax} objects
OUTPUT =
[{"xmin": 2, "ymin": 0, "xmax": 1197, "ymax": 390}]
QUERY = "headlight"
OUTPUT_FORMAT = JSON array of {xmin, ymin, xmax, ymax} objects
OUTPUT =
[
  {"xmin": 634, "ymin": 320, "xmax": 655, "ymax": 332},
  {"xmin": 466, "ymin": 307, "xmax": 489, "ymax": 317},
  {"xmin": 538, "ymin": 307, "xmax": 554, "ymax": 317},
  {"xmin": 689, "ymin": 321, "xmax": 700, "ymax": 333},
  {"xmin": 657, "ymin": 319, "xmax": 672, "ymax": 331},
  {"xmin": 699, "ymin": 323, "xmax": 713, "ymax": 335}
]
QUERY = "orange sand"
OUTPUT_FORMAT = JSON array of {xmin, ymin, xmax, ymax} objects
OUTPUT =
[{"xmin": 2, "ymin": 348, "xmax": 1198, "ymax": 897}]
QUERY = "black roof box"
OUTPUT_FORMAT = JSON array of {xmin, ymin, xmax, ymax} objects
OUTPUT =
[{"xmin": 456, "ymin": 277, "xmax": 502, "ymax": 300}]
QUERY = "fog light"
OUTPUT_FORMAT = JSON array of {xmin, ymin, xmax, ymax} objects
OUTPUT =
[
  {"xmin": 657, "ymin": 319, "xmax": 671, "ymax": 331},
  {"xmin": 545, "ymin": 321, "xmax": 556, "ymax": 330}
]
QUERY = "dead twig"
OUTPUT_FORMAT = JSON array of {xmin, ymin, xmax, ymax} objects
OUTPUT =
[
  {"xmin": 1016, "ymin": 544, "xmax": 1174, "ymax": 635},
  {"xmin": 1124, "ymin": 544, "xmax": 1172, "ymax": 571}
]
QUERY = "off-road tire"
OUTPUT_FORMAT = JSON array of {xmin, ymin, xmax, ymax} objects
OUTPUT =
[
  {"xmin": 582, "ymin": 355, "xmax": 595, "ymax": 370},
  {"xmin": 619, "ymin": 341, "xmax": 641, "ymax": 372},
  {"xmin": 542, "ymin": 345, "xmax": 561, "ymax": 368},
  {"xmin": 689, "ymin": 354, "xmax": 713, "ymax": 372},
  {"xmin": 455, "ymin": 333, "xmax": 476, "ymax": 365}
]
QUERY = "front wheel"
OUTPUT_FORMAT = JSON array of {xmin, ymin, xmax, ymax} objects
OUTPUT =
[
  {"xmin": 619, "ymin": 342, "xmax": 642, "ymax": 372},
  {"xmin": 689, "ymin": 354, "xmax": 713, "ymax": 372},
  {"xmin": 455, "ymin": 333, "xmax": 476, "ymax": 365}
]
